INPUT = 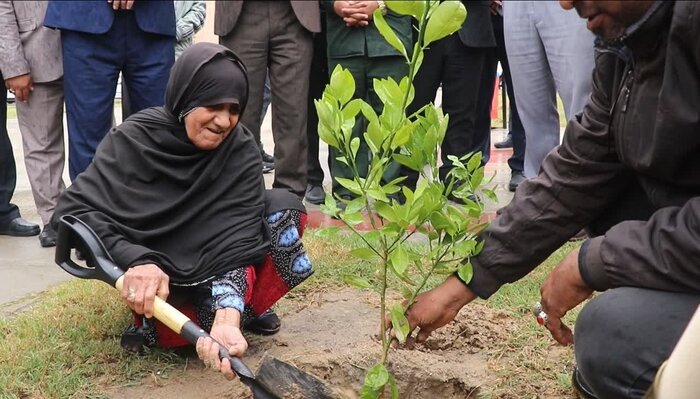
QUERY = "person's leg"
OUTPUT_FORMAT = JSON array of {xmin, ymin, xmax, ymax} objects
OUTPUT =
[
  {"xmin": 439, "ymin": 36, "xmax": 487, "ymax": 182},
  {"xmin": 473, "ymin": 47, "xmax": 497, "ymax": 165},
  {"xmin": 305, "ymin": 27, "xmax": 329, "ymax": 203},
  {"xmin": 122, "ymin": 13, "xmax": 174, "ymax": 114},
  {"xmin": 0, "ymin": 79, "xmax": 20, "ymax": 225},
  {"xmin": 504, "ymin": 0, "xmax": 559, "ymax": 178},
  {"xmin": 575, "ymin": 287, "xmax": 700, "ymax": 398},
  {"xmin": 15, "ymin": 80, "xmax": 66, "ymax": 227},
  {"xmin": 493, "ymin": 14, "xmax": 525, "ymax": 176},
  {"xmin": 538, "ymin": 3, "xmax": 594, "ymax": 121},
  {"xmin": 268, "ymin": 1, "xmax": 313, "ymax": 198},
  {"xmin": 219, "ymin": 1, "xmax": 270, "ymax": 147},
  {"xmin": 61, "ymin": 29, "xmax": 122, "ymax": 180}
]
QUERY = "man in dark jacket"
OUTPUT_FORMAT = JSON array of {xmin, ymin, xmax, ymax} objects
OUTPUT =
[{"xmin": 397, "ymin": 1, "xmax": 700, "ymax": 398}]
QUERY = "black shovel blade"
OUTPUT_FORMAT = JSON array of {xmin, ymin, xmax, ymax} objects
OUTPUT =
[{"xmin": 256, "ymin": 356, "xmax": 334, "ymax": 399}]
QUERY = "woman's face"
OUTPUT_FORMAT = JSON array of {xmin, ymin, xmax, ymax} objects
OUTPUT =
[{"xmin": 184, "ymin": 104, "xmax": 240, "ymax": 150}]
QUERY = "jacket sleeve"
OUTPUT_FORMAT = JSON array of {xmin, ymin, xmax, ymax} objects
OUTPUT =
[
  {"xmin": 0, "ymin": 2, "xmax": 30, "ymax": 79},
  {"xmin": 467, "ymin": 50, "xmax": 629, "ymax": 299},
  {"xmin": 175, "ymin": 1, "xmax": 206, "ymax": 42}
]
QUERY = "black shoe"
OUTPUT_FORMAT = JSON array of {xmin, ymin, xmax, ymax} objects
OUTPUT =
[
  {"xmin": 261, "ymin": 150, "xmax": 275, "ymax": 172},
  {"xmin": 494, "ymin": 135, "xmax": 513, "ymax": 149},
  {"xmin": 244, "ymin": 310, "xmax": 281, "ymax": 336},
  {"xmin": 0, "ymin": 217, "xmax": 40, "ymax": 237},
  {"xmin": 39, "ymin": 224, "xmax": 57, "ymax": 247},
  {"xmin": 305, "ymin": 184, "xmax": 325, "ymax": 205},
  {"xmin": 508, "ymin": 171, "xmax": 526, "ymax": 192}
]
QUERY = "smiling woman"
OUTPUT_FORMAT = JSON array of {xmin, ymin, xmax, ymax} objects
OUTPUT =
[{"xmin": 50, "ymin": 43, "xmax": 314, "ymax": 386}]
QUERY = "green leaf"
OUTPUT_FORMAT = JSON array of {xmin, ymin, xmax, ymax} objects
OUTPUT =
[
  {"xmin": 350, "ymin": 136, "xmax": 361, "ymax": 159},
  {"xmin": 466, "ymin": 152, "xmax": 482, "ymax": 172},
  {"xmin": 389, "ymin": 245, "xmax": 409, "ymax": 276},
  {"xmin": 329, "ymin": 64, "xmax": 355, "ymax": 106},
  {"xmin": 313, "ymin": 226, "xmax": 340, "ymax": 238},
  {"xmin": 363, "ymin": 364, "xmax": 390, "ymax": 391},
  {"xmin": 335, "ymin": 177, "xmax": 363, "ymax": 195},
  {"xmin": 344, "ymin": 275, "xmax": 374, "ymax": 290},
  {"xmin": 373, "ymin": 10, "xmax": 407, "ymax": 59},
  {"xmin": 386, "ymin": 0, "xmax": 426, "ymax": 20},
  {"xmin": 373, "ymin": 78, "xmax": 403, "ymax": 110},
  {"xmin": 366, "ymin": 188, "xmax": 389, "ymax": 202},
  {"xmin": 388, "ymin": 374, "xmax": 400, "ymax": 399},
  {"xmin": 374, "ymin": 201, "xmax": 397, "ymax": 223},
  {"xmin": 390, "ymin": 303, "xmax": 411, "ymax": 344},
  {"xmin": 457, "ymin": 262, "xmax": 473, "ymax": 284},
  {"xmin": 345, "ymin": 196, "xmax": 366, "ymax": 214},
  {"xmin": 351, "ymin": 247, "xmax": 378, "ymax": 261},
  {"xmin": 342, "ymin": 210, "xmax": 366, "ymax": 226},
  {"xmin": 423, "ymin": 1, "xmax": 467, "ymax": 47}
]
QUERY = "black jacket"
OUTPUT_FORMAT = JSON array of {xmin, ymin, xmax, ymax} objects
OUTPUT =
[{"xmin": 467, "ymin": 1, "xmax": 700, "ymax": 298}]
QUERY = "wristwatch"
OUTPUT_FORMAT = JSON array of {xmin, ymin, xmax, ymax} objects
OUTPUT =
[{"xmin": 376, "ymin": 0, "xmax": 388, "ymax": 15}]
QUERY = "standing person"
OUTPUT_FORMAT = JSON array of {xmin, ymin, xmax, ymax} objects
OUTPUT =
[
  {"xmin": 304, "ymin": 7, "xmax": 329, "ymax": 205},
  {"xmin": 475, "ymin": 0, "xmax": 526, "ymax": 191},
  {"xmin": 215, "ymin": 1, "xmax": 320, "ymax": 199},
  {"xmin": 0, "ymin": 0, "xmax": 65, "ymax": 246},
  {"xmin": 395, "ymin": 1, "xmax": 700, "ymax": 398},
  {"xmin": 504, "ymin": 0, "xmax": 594, "ymax": 178},
  {"xmin": 44, "ymin": 0, "xmax": 176, "ymax": 180},
  {"xmin": 174, "ymin": 0, "xmax": 206, "ymax": 59},
  {"xmin": 325, "ymin": 0, "xmax": 412, "ymax": 203},
  {"xmin": 403, "ymin": 1, "xmax": 495, "ymax": 201},
  {"xmin": 0, "ymin": 75, "xmax": 40, "ymax": 238}
]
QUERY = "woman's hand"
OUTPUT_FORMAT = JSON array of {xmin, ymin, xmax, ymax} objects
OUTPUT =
[
  {"xmin": 196, "ymin": 308, "xmax": 248, "ymax": 380},
  {"xmin": 121, "ymin": 263, "xmax": 169, "ymax": 318}
]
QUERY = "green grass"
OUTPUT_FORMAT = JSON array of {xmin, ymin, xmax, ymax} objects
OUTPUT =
[{"xmin": 0, "ymin": 231, "xmax": 580, "ymax": 398}]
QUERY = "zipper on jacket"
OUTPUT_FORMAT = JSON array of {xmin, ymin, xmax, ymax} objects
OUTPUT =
[{"xmin": 621, "ymin": 70, "xmax": 634, "ymax": 113}]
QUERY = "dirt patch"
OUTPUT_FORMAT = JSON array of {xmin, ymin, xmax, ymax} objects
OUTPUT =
[{"xmin": 106, "ymin": 290, "xmax": 514, "ymax": 399}]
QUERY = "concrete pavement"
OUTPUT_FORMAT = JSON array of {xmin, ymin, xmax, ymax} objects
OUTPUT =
[{"xmin": 0, "ymin": 102, "xmax": 515, "ymax": 317}]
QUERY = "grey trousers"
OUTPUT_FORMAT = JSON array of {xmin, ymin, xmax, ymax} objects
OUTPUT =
[
  {"xmin": 503, "ymin": 1, "xmax": 595, "ymax": 177},
  {"xmin": 219, "ymin": 1, "xmax": 313, "ymax": 198},
  {"xmin": 575, "ymin": 287, "xmax": 700, "ymax": 398},
  {"xmin": 15, "ymin": 79, "xmax": 66, "ymax": 225}
]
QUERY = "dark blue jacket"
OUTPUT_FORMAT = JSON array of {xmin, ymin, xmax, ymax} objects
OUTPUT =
[{"xmin": 44, "ymin": 0, "xmax": 175, "ymax": 36}]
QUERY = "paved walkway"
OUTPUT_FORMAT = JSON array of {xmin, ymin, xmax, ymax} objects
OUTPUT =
[{"xmin": 0, "ymin": 103, "xmax": 515, "ymax": 316}]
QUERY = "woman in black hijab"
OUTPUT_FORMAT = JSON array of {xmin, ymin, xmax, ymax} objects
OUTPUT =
[{"xmin": 51, "ymin": 43, "xmax": 313, "ymax": 380}]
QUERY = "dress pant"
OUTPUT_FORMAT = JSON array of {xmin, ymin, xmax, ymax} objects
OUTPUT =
[
  {"xmin": 220, "ymin": 1, "xmax": 313, "ymax": 198},
  {"xmin": 306, "ymin": 23, "xmax": 329, "ymax": 187},
  {"xmin": 403, "ymin": 33, "xmax": 489, "ymax": 189},
  {"xmin": 475, "ymin": 14, "xmax": 525, "ymax": 173},
  {"xmin": 15, "ymin": 80, "xmax": 66, "ymax": 225},
  {"xmin": 0, "ymin": 76, "xmax": 21, "ymax": 225},
  {"xmin": 575, "ymin": 287, "xmax": 700, "ymax": 398},
  {"xmin": 327, "ymin": 56, "xmax": 407, "ymax": 198},
  {"xmin": 62, "ymin": 11, "xmax": 174, "ymax": 180},
  {"xmin": 504, "ymin": 1, "xmax": 594, "ymax": 177}
]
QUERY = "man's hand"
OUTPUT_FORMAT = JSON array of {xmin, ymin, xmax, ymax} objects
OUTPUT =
[
  {"xmin": 108, "ymin": 0, "xmax": 134, "ymax": 10},
  {"xmin": 121, "ymin": 263, "xmax": 169, "ymax": 318},
  {"xmin": 490, "ymin": 0, "xmax": 503, "ymax": 16},
  {"xmin": 539, "ymin": 247, "xmax": 594, "ymax": 345},
  {"xmin": 334, "ymin": 1, "xmax": 379, "ymax": 27},
  {"xmin": 5, "ymin": 74, "xmax": 33, "ymax": 103},
  {"xmin": 196, "ymin": 308, "xmax": 248, "ymax": 380},
  {"xmin": 391, "ymin": 275, "xmax": 476, "ymax": 343}
]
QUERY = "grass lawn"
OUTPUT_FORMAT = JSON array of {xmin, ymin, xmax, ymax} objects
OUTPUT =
[{"xmin": 0, "ymin": 231, "xmax": 581, "ymax": 399}]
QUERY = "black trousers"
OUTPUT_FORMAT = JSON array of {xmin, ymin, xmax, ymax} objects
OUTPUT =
[
  {"xmin": 575, "ymin": 288, "xmax": 700, "ymax": 398},
  {"xmin": 306, "ymin": 20, "xmax": 329, "ymax": 187},
  {"xmin": 0, "ymin": 72, "xmax": 20, "ymax": 225},
  {"xmin": 403, "ymin": 34, "xmax": 489, "ymax": 189},
  {"xmin": 475, "ymin": 14, "xmax": 525, "ymax": 173}
]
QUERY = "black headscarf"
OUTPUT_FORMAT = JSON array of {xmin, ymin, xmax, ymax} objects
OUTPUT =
[{"xmin": 52, "ymin": 43, "xmax": 268, "ymax": 285}]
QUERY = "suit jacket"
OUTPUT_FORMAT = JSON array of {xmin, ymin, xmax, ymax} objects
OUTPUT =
[
  {"xmin": 0, "ymin": 1, "xmax": 62, "ymax": 83},
  {"xmin": 458, "ymin": 1, "xmax": 496, "ymax": 48},
  {"xmin": 43, "ymin": 0, "xmax": 175, "ymax": 37},
  {"xmin": 215, "ymin": 0, "xmax": 320, "ymax": 37}
]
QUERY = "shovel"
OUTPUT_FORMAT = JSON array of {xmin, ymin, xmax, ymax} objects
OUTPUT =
[{"xmin": 55, "ymin": 215, "xmax": 334, "ymax": 399}]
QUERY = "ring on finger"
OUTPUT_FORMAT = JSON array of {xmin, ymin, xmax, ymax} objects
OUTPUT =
[
  {"xmin": 126, "ymin": 287, "xmax": 136, "ymax": 302},
  {"xmin": 533, "ymin": 301, "xmax": 549, "ymax": 326}
]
